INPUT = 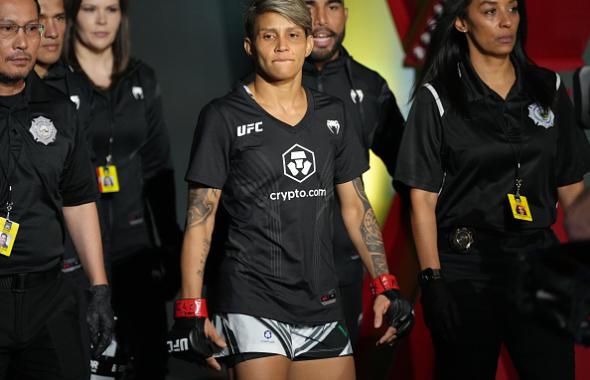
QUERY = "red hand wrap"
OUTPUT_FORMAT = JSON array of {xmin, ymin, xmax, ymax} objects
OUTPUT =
[
  {"xmin": 370, "ymin": 274, "xmax": 400, "ymax": 297},
  {"xmin": 174, "ymin": 298, "xmax": 208, "ymax": 318}
]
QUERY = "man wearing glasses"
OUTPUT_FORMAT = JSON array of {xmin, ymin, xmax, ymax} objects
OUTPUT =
[{"xmin": 0, "ymin": 0, "xmax": 113, "ymax": 379}]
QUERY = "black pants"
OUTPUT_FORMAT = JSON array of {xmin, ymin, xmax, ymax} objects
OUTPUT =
[
  {"xmin": 111, "ymin": 252, "xmax": 168, "ymax": 380},
  {"xmin": 0, "ymin": 272, "xmax": 88, "ymax": 380},
  {"xmin": 63, "ymin": 268, "xmax": 91, "ymax": 380},
  {"xmin": 431, "ymin": 228, "xmax": 574, "ymax": 380}
]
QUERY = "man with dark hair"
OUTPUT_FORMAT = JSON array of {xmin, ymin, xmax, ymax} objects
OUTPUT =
[
  {"xmin": 33, "ymin": 1, "xmax": 102, "ymax": 378},
  {"xmin": 303, "ymin": 0, "xmax": 406, "ymax": 345},
  {"xmin": 0, "ymin": 0, "xmax": 113, "ymax": 378}
]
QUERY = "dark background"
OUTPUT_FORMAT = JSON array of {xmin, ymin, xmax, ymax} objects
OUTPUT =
[{"xmin": 130, "ymin": 0, "xmax": 251, "ymax": 225}]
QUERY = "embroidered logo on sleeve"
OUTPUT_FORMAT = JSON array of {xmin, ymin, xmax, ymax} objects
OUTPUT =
[
  {"xmin": 528, "ymin": 103, "xmax": 555, "ymax": 128},
  {"xmin": 29, "ymin": 116, "xmax": 57, "ymax": 145}
]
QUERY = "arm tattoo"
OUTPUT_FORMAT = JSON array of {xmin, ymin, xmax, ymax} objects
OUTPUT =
[
  {"xmin": 352, "ymin": 177, "xmax": 389, "ymax": 276},
  {"xmin": 195, "ymin": 238, "xmax": 211, "ymax": 279},
  {"xmin": 186, "ymin": 187, "xmax": 219, "ymax": 279},
  {"xmin": 186, "ymin": 187, "xmax": 219, "ymax": 229}
]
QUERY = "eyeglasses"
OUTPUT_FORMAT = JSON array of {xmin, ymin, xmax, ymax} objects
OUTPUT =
[{"xmin": 0, "ymin": 23, "xmax": 45, "ymax": 39}]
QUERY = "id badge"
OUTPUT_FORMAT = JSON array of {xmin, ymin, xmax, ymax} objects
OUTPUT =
[
  {"xmin": 507, "ymin": 194, "xmax": 533, "ymax": 222},
  {"xmin": 96, "ymin": 165, "xmax": 120, "ymax": 193},
  {"xmin": 0, "ymin": 217, "xmax": 20, "ymax": 257}
]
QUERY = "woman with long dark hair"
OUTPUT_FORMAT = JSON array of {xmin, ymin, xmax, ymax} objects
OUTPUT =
[
  {"xmin": 63, "ymin": 0, "xmax": 182, "ymax": 378},
  {"xmin": 394, "ymin": 0, "xmax": 590, "ymax": 379}
]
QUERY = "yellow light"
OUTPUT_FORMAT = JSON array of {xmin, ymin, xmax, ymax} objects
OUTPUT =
[{"xmin": 343, "ymin": 0, "xmax": 415, "ymax": 225}]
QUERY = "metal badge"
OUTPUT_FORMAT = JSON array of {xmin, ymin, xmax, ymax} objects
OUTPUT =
[
  {"xmin": 29, "ymin": 116, "xmax": 57, "ymax": 145},
  {"xmin": 450, "ymin": 227, "xmax": 474, "ymax": 252}
]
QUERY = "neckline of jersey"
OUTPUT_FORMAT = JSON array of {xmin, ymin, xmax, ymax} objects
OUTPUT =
[{"xmin": 239, "ymin": 84, "xmax": 314, "ymax": 133}]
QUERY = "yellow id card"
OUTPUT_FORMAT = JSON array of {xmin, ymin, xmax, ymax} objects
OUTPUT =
[
  {"xmin": 97, "ymin": 165, "xmax": 120, "ymax": 193},
  {"xmin": 0, "ymin": 217, "xmax": 19, "ymax": 257},
  {"xmin": 507, "ymin": 194, "xmax": 533, "ymax": 222}
]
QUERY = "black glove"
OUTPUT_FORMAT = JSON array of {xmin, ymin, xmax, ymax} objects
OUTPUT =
[
  {"xmin": 382, "ymin": 290, "xmax": 414, "ymax": 338},
  {"xmin": 87, "ymin": 284, "xmax": 115, "ymax": 358},
  {"xmin": 167, "ymin": 317, "xmax": 219, "ymax": 365},
  {"xmin": 420, "ymin": 278, "xmax": 461, "ymax": 342}
]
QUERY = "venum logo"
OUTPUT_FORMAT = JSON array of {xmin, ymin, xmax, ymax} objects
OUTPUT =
[
  {"xmin": 237, "ymin": 121, "xmax": 263, "ymax": 137},
  {"xmin": 132, "ymin": 86, "xmax": 144, "ymax": 100},
  {"xmin": 282, "ymin": 144, "xmax": 316, "ymax": 183},
  {"xmin": 350, "ymin": 89, "xmax": 364, "ymax": 104},
  {"xmin": 327, "ymin": 120, "xmax": 340, "ymax": 135}
]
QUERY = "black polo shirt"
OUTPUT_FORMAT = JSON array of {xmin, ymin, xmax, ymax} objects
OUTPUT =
[
  {"xmin": 394, "ymin": 60, "xmax": 590, "ymax": 232},
  {"xmin": 186, "ymin": 86, "xmax": 368, "ymax": 324},
  {"xmin": 0, "ymin": 72, "xmax": 98, "ymax": 274}
]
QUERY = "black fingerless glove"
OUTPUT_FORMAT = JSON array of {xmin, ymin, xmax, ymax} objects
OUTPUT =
[
  {"xmin": 371, "ymin": 274, "xmax": 415, "ymax": 338},
  {"xmin": 166, "ymin": 299, "xmax": 219, "ymax": 365},
  {"xmin": 420, "ymin": 277, "xmax": 461, "ymax": 342},
  {"xmin": 87, "ymin": 284, "xmax": 115, "ymax": 358},
  {"xmin": 381, "ymin": 290, "xmax": 415, "ymax": 338}
]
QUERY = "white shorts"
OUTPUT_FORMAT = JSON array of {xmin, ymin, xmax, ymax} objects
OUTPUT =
[{"xmin": 213, "ymin": 313, "xmax": 353, "ymax": 364}]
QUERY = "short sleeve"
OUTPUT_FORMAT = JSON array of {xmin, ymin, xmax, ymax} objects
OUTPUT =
[
  {"xmin": 393, "ymin": 85, "xmax": 445, "ymax": 193},
  {"xmin": 334, "ymin": 104, "xmax": 369, "ymax": 184},
  {"xmin": 185, "ymin": 103, "xmax": 232, "ymax": 189},
  {"xmin": 554, "ymin": 80, "xmax": 590, "ymax": 186},
  {"xmin": 60, "ymin": 110, "xmax": 100, "ymax": 206}
]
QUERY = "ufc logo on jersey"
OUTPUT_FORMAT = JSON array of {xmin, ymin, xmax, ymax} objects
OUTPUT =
[
  {"xmin": 167, "ymin": 338, "xmax": 189, "ymax": 353},
  {"xmin": 237, "ymin": 121, "xmax": 263, "ymax": 137}
]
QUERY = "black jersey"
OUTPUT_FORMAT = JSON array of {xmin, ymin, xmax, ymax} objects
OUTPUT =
[
  {"xmin": 0, "ymin": 72, "xmax": 98, "ymax": 274},
  {"xmin": 394, "ymin": 61, "xmax": 590, "ymax": 232},
  {"xmin": 186, "ymin": 86, "xmax": 368, "ymax": 324}
]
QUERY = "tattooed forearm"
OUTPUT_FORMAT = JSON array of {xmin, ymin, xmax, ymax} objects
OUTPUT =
[
  {"xmin": 195, "ymin": 240, "xmax": 210, "ymax": 279},
  {"xmin": 370, "ymin": 253, "xmax": 389, "ymax": 276},
  {"xmin": 186, "ymin": 187, "xmax": 219, "ymax": 229},
  {"xmin": 352, "ymin": 178, "xmax": 385, "ymax": 253},
  {"xmin": 352, "ymin": 177, "xmax": 389, "ymax": 275}
]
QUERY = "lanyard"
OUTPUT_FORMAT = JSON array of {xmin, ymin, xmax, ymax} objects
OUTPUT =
[
  {"xmin": 483, "ymin": 95, "xmax": 526, "ymax": 197},
  {"xmin": 0, "ymin": 113, "xmax": 17, "ymax": 217}
]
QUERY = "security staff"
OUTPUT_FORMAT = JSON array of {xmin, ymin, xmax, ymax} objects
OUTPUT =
[
  {"xmin": 303, "ymin": 0, "xmax": 405, "ymax": 344},
  {"xmin": 0, "ymin": 0, "xmax": 113, "ymax": 378},
  {"xmin": 394, "ymin": 0, "xmax": 590, "ymax": 379},
  {"xmin": 63, "ymin": 0, "xmax": 181, "ymax": 378},
  {"xmin": 34, "ymin": 0, "xmax": 101, "ymax": 377}
]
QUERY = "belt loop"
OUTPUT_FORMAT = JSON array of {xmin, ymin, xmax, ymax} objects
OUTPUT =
[{"xmin": 12, "ymin": 273, "xmax": 26, "ymax": 293}]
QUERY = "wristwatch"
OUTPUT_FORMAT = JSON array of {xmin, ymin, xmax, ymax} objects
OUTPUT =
[{"xmin": 418, "ymin": 268, "xmax": 443, "ymax": 286}]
